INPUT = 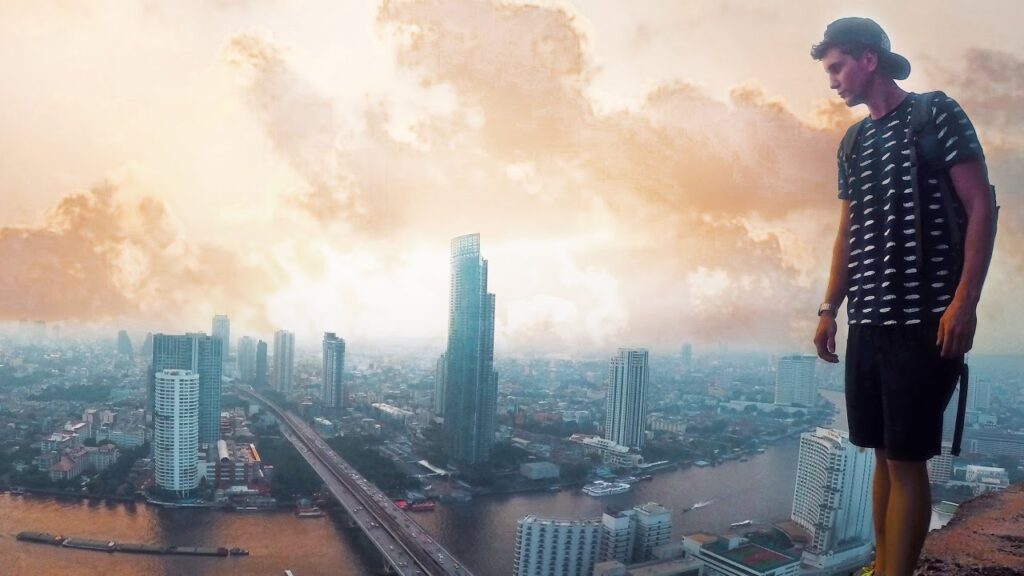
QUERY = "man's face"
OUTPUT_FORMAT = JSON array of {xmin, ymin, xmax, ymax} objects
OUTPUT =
[{"xmin": 821, "ymin": 47, "xmax": 876, "ymax": 107}]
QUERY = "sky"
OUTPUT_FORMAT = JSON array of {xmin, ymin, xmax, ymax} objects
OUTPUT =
[{"xmin": 1, "ymin": 0, "xmax": 1021, "ymax": 355}]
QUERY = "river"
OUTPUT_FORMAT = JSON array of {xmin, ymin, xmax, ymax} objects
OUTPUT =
[{"xmin": 1, "ymin": 390, "xmax": 849, "ymax": 576}]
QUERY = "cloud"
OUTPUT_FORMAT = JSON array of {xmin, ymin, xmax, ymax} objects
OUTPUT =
[
  {"xmin": 5, "ymin": 0, "xmax": 1020, "ymax": 353},
  {"xmin": 213, "ymin": 0, "xmax": 853, "ymax": 352},
  {"xmin": 0, "ymin": 175, "xmax": 282, "ymax": 331}
]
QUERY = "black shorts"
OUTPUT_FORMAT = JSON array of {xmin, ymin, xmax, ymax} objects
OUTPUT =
[{"xmin": 845, "ymin": 317, "xmax": 963, "ymax": 461}]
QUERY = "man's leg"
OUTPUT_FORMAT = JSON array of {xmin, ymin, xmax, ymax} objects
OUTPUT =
[
  {"xmin": 872, "ymin": 448, "xmax": 890, "ymax": 575},
  {"xmin": 884, "ymin": 458, "xmax": 931, "ymax": 576}
]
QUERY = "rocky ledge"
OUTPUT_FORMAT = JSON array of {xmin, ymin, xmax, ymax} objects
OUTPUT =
[{"xmin": 916, "ymin": 483, "xmax": 1024, "ymax": 575}]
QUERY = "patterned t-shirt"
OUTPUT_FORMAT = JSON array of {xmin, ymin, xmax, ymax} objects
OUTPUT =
[{"xmin": 837, "ymin": 93, "xmax": 984, "ymax": 326}]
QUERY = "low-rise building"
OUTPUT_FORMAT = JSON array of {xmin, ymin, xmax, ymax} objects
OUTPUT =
[
  {"xmin": 683, "ymin": 532, "xmax": 800, "ymax": 576},
  {"xmin": 569, "ymin": 434, "xmax": 644, "ymax": 467},
  {"xmin": 520, "ymin": 461, "xmax": 560, "ymax": 480}
]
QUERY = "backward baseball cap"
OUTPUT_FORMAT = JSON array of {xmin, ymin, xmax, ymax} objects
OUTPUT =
[{"xmin": 815, "ymin": 17, "xmax": 911, "ymax": 80}]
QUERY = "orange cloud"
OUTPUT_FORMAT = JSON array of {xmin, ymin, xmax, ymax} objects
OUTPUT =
[{"xmin": 0, "ymin": 179, "xmax": 282, "ymax": 331}]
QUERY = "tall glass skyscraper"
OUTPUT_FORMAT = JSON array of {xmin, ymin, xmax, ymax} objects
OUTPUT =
[
  {"xmin": 255, "ymin": 340, "xmax": 268, "ymax": 389},
  {"xmin": 273, "ymin": 330, "xmax": 295, "ymax": 392},
  {"xmin": 237, "ymin": 335, "xmax": 257, "ymax": 382},
  {"xmin": 149, "ymin": 333, "xmax": 223, "ymax": 446},
  {"xmin": 604, "ymin": 348, "xmax": 649, "ymax": 450},
  {"xmin": 322, "ymin": 332, "xmax": 346, "ymax": 411},
  {"xmin": 212, "ymin": 314, "xmax": 230, "ymax": 368},
  {"xmin": 444, "ymin": 233, "xmax": 497, "ymax": 465}
]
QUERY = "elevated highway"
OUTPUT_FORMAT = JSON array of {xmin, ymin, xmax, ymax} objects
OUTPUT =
[{"xmin": 242, "ymin": 388, "xmax": 473, "ymax": 576}]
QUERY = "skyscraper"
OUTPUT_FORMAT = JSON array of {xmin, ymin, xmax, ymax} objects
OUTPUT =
[
  {"xmin": 153, "ymin": 369, "xmax": 199, "ymax": 497},
  {"xmin": 775, "ymin": 355, "xmax": 818, "ymax": 407},
  {"xmin": 255, "ymin": 340, "xmax": 268, "ymax": 389},
  {"xmin": 149, "ymin": 333, "xmax": 223, "ymax": 446},
  {"xmin": 116, "ymin": 330, "xmax": 133, "ymax": 358},
  {"xmin": 443, "ymin": 233, "xmax": 498, "ymax": 465},
  {"xmin": 434, "ymin": 353, "xmax": 447, "ymax": 416},
  {"xmin": 273, "ymin": 330, "xmax": 295, "ymax": 392},
  {"xmin": 141, "ymin": 332, "xmax": 154, "ymax": 361},
  {"xmin": 237, "ymin": 336, "xmax": 257, "ymax": 383},
  {"xmin": 604, "ymin": 348, "xmax": 649, "ymax": 450},
  {"xmin": 968, "ymin": 377, "xmax": 992, "ymax": 412},
  {"xmin": 322, "ymin": 332, "xmax": 346, "ymax": 411},
  {"xmin": 514, "ymin": 516, "xmax": 602, "ymax": 576},
  {"xmin": 791, "ymin": 427, "xmax": 875, "ymax": 569},
  {"xmin": 212, "ymin": 314, "xmax": 230, "ymax": 368}
]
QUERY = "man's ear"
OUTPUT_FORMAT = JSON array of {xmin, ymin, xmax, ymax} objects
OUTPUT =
[{"xmin": 862, "ymin": 49, "xmax": 879, "ymax": 73}]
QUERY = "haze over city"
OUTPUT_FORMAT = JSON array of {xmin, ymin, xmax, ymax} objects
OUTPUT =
[{"xmin": 2, "ymin": 0, "xmax": 1021, "ymax": 354}]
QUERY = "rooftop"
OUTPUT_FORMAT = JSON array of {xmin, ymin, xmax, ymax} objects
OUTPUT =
[{"xmin": 706, "ymin": 539, "xmax": 799, "ymax": 572}]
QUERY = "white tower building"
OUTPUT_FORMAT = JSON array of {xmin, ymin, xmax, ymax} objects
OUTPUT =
[
  {"xmin": 154, "ymin": 369, "xmax": 200, "ymax": 497},
  {"xmin": 775, "ymin": 355, "xmax": 818, "ymax": 407},
  {"xmin": 791, "ymin": 427, "xmax": 875, "ymax": 569},
  {"xmin": 273, "ymin": 330, "xmax": 295, "ymax": 392},
  {"xmin": 605, "ymin": 348, "xmax": 649, "ymax": 450}
]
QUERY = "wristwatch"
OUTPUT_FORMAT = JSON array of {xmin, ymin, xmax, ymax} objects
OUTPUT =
[{"xmin": 818, "ymin": 303, "xmax": 839, "ymax": 317}]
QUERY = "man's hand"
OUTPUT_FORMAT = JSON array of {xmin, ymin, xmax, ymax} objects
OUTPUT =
[
  {"xmin": 814, "ymin": 314, "xmax": 840, "ymax": 363},
  {"xmin": 937, "ymin": 297, "xmax": 978, "ymax": 358}
]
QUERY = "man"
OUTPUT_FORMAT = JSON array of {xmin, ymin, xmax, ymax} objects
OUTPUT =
[{"xmin": 810, "ymin": 18, "xmax": 997, "ymax": 576}]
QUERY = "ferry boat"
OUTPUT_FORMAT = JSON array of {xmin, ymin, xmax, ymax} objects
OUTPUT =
[
  {"xmin": 296, "ymin": 506, "xmax": 324, "ymax": 518},
  {"xmin": 409, "ymin": 501, "xmax": 435, "ymax": 511},
  {"xmin": 582, "ymin": 481, "xmax": 631, "ymax": 497}
]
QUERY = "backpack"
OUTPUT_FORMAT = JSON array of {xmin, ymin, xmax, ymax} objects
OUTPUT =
[{"xmin": 838, "ymin": 91, "xmax": 1000, "ymax": 276}]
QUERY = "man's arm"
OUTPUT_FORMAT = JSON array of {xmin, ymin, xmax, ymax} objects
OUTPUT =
[
  {"xmin": 814, "ymin": 200, "xmax": 851, "ymax": 363},
  {"xmin": 937, "ymin": 158, "xmax": 997, "ymax": 358}
]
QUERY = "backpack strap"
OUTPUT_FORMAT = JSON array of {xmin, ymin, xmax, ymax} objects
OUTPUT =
[
  {"xmin": 838, "ymin": 118, "xmax": 867, "ymax": 197},
  {"xmin": 909, "ymin": 91, "xmax": 965, "ymax": 267}
]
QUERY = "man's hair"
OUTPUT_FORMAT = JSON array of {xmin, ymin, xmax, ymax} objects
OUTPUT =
[{"xmin": 810, "ymin": 41, "xmax": 870, "ymax": 62}]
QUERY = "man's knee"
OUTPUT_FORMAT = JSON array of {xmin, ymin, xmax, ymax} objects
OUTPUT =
[{"xmin": 886, "ymin": 457, "xmax": 929, "ymax": 481}]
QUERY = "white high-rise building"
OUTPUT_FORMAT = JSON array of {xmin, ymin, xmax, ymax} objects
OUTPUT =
[
  {"xmin": 600, "ymin": 508, "xmax": 636, "ymax": 564},
  {"xmin": 153, "ymin": 369, "xmax": 199, "ymax": 497},
  {"xmin": 598, "ymin": 502, "xmax": 673, "ymax": 565},
  {"xmin": 968, "ymin": 378, "xmax": 991, "ymax": 412},
  {"xmin": 928, "ymin": 441, "xmax": 954, "ymax": 484},
  {"xmin": 792, "ymin": 427, "xmax": 875, "ymax": 569},
  {"xmin": 273, "ymin": 330, "xmax": 295, "ymax": 392},
  {"xmin": 775, "ymin": 355, "xmax": 818, "ymax": 407},
  {"xmin": 605, "ymin": 348, "xmax": 649, "ymax": 450},
  {"xmin": 322, "ymin": 332, "xmax": 345, "ymax": 410},
  {"xmin": 513, "ymin": 516, "xmax": 602, "ymax": 576},
  {"xmin": 633, "ymin": 502, "xmax": 672, "ymax": 562},
  {"xmin": 212, "ymin": 315, "xmax": 230, "ymax": 368}
]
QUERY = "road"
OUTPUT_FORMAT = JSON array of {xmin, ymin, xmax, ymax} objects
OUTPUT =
[{"xmin": 242, "ymin": 388, "xmax": 474, "ymax": 576}]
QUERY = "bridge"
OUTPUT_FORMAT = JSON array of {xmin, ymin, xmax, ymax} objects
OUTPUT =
[{"xmin": 241, "ymin": 387, "xmax": 474, "ymax": 576}]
